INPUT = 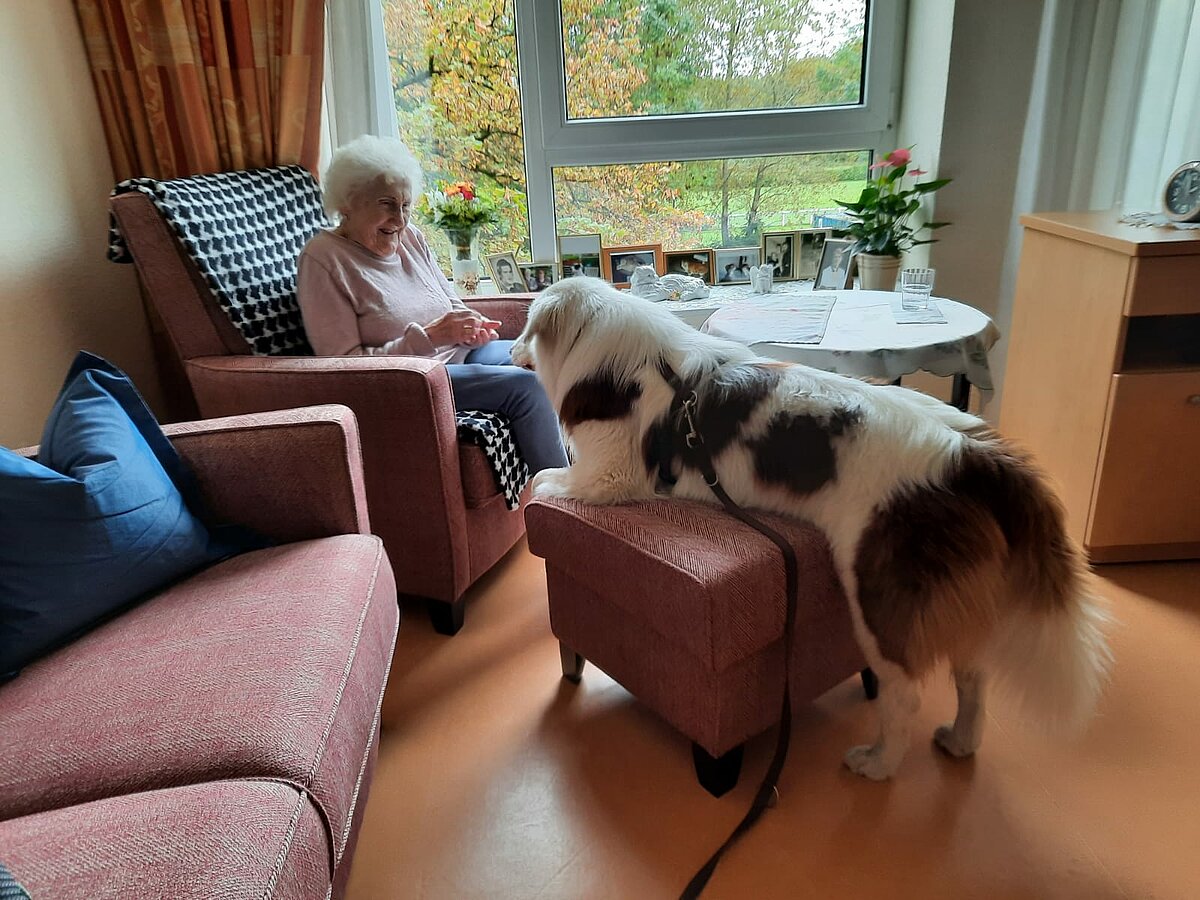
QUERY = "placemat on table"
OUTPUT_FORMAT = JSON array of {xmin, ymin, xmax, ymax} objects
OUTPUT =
[
  {"xmin": 890, "ymin": 296, "xmax": 948, "ymax": 324},
  {"xmin": 706, "ymin": 293, "xmax": 836, "ymax": 344}
]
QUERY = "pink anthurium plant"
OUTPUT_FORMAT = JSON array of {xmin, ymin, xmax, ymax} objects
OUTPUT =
[{"xmin": 835, "ymin": 148, "xmax": 951, "ymax": 257}]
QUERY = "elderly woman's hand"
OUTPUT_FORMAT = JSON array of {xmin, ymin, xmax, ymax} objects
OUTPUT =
[
  {"xmin": 426, "ymin": 310, "xmax": 501, "ymax": 347},
  {"xmin": 463, "ymin": 316, "xmax": 501, "ymax": 347}
]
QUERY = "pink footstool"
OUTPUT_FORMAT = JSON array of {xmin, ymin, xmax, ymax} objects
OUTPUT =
[{"xmin": 525, "ymin": 497, "xmax": 875, "ymax": 796}]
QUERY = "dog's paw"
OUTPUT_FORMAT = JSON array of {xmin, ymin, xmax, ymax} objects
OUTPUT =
[
  {"xmin": 843, "ymin": 744, "xmax": 896, "ymax": 781},
  {"xmin": 933, "ymin": 725, "xmax": 979, "ymax": 758},
  {"xmin": 531, "ymin": 467, "xmax": 573, "ymax": 499}
]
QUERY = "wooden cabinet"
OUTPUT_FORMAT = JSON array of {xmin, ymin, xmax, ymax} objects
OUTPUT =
[{"xmin": 1001, "ymin": 211, "xmax": 1200, "ymax": 563}]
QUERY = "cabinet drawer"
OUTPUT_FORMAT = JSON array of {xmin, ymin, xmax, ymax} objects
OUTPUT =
[
  {"xmin": 1088, "ymin": 372, "xmax": 1200, "ymax": 549},
  {"xmin": 1125, "ymin": 255, "xmax": 1200, "ymax": 316}
]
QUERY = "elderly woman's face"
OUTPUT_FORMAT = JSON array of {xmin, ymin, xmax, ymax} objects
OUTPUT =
[{"xmin": 340, "ymin": 175, "xmax": 412, "ymax": 257}]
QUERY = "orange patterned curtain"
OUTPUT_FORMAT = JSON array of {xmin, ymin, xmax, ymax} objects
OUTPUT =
[{"xmin": 74, "ymin": 0, "xmax": 325, "ymax": 181}]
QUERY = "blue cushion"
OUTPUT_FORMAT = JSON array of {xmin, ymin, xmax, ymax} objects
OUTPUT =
[
  {"xmin": 0, "ymin": 862, "xmax": 32, "ymax": 900},
  {"xmin": 0, "ymin": 352, "xmax": 242, "ymax": 680}
]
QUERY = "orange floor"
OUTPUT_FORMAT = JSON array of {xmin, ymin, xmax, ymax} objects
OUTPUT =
[{"xmin": 346, "ymin": 543, "xmax": 1200, "ymax": 899}]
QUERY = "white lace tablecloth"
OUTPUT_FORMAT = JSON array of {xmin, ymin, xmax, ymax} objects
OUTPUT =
[{"xmin": 662, "ymin": 286, "xmax": 1000, "ymax": 391}]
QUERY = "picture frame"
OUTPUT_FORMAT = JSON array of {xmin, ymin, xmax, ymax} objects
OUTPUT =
[
  {"xmin": 813, "ymin": 238, "xmax": 855, "ymax": 290},
  {"xmin": 663, "ymin": 249, "xmax": 717, "ymax": 284},
  {"xmin": 797, "ymin": 228, "xmax": 832, "ymax": 281},
  {"xmin": 557, "ymin": 233, "xmax": 603, "ymax": 279},
  {"xmin": 760, "ymin": 231, "xmax": 798, "ymax": 281},
  {"xmin": 518, "ymin": 261, "xmax": 557, "ymax": 293},
  {"xmin": 713, "ymin": 247, "xmax": 761, "ymax": 285},
  {"xmin": 601, "ymin": 243, "xmax": 664, "ymax": 287},
  {"xmin": 486, "ymin": 252, "xmax": 527, "ymax": 294}
]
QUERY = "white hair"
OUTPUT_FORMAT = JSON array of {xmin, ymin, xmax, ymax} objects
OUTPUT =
[{"xmin": 322, "ymin": 134, "xmax": 425, "ymax": 218}]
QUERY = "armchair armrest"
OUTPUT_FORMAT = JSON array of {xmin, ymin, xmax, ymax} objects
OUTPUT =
[
  {"xmin": 19, "ymin": 406, "xmax": 369, "ymax": 545},
  {"xmin": 465, "ymin": 296, "xmax": 532, "ymax": 339},
  {"xmin": 183, "ymin": 354, "xmax": 473, "ymax": 597},
  {"xmin": 164, "ymin": 405, "xmax": 370, "ymax": 544}
]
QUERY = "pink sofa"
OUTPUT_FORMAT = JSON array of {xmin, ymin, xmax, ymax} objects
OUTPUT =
[{"xmin": 0, "ymin": 405, "xmax": 399, "ymax": 899}]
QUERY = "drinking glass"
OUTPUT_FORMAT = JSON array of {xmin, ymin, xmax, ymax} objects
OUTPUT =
[{"xmin": 900, "ymin": 267, "xmax": 935, "ymax": 310}]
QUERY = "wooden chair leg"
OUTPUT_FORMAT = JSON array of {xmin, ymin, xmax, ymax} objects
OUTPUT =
[
  {"xmin": 559, "ymin": 642, "xmax": 585, "ymax": 683},
  {"xmin": 861, "ymin": 667, "xmax": 880, "ymax": 700},
  {"xmin": 427, "ymin": 598, "xmax": 466, "ymax": 636},
  {"xmin": 692, "ymin": 742, "xmax": 744, "ymax": 798}
]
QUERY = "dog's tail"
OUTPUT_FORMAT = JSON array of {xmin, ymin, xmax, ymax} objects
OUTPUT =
[{"xmin": 976, "ymin": 443, "xmax": 1114, "ymax": 731}]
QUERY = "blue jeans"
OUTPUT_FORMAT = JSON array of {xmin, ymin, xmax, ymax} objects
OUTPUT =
[{"xmin": 448, "ymin": 340, "xmax": 568, "ymax": 474}]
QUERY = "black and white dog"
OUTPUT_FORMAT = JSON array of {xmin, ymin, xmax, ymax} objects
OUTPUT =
[{"xmin": 511, "ymin": 277, "xmax": 1112, "ymax": 781}]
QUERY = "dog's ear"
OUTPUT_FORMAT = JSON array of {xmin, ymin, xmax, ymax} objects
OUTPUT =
[
  {"xmin": 525, "ymin": 294, "xmax": 563, "ymax": 345},
  {"xmin": 528, "ymin": 283, "xmax": 585, "ymax": 347}
]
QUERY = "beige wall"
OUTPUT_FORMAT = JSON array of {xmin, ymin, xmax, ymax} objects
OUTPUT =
[
  {"xmin": 928, "ymin": 0, "xmax": 1044, "ymax": 377},
  {"xmin": 892, "ymin": 0, "xmax": 1044, "ymax": 414},
  {"xmin": 0, "ymin": 1, "xmax": 160, "ymax": 448},
  {"xmin": 895, "ymin": 0, "xmax": 954, "ymax": 274}
]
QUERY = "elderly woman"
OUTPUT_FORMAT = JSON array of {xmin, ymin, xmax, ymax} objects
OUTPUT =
[{"xmin": 297, "ymin": 135, "xmax": 567, "ymax": 474}]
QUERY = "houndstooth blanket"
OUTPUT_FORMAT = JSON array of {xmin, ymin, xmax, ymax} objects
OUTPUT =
[{"xmin": 456, "ymin": 410, "xmax": 531, "ymax": 508}]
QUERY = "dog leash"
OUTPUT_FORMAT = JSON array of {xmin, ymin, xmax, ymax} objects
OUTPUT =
[{"xmin": 658, "ymin": 364, "xmax": 800, "ymax": 900}]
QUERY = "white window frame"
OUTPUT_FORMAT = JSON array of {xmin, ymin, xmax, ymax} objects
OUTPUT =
[{"xmin": 514, "ymin": 0, "xmax": 907, "ymax": 259}]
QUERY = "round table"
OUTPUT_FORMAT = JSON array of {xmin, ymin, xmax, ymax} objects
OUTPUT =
[{"xmin": 662, "ymin": 288, "xmax": 1001, "ymax": 409}]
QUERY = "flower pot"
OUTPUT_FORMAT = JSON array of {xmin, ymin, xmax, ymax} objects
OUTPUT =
[
  {"xmin": 444, "ymin": 227, "xmax": 482, "ymax": 295},
  {"xmin": 856, "ymin": 252, "xmax": 902, "ymax": 291}
]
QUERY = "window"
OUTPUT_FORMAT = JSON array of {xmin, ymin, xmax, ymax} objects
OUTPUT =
[
  {"xmin": 379, "ymin": 0, "xmax": 899, "ymax": 268},
  {"xmin": 554, "ymin": 151, "xmax": 871, "ymax": 248},
  {"xmin": 381, "ymin": 0, "xmax": 529, "ymax": 264},
  {"xmin": 561, "ymin": 0, "xmax": 867, "ymax": 120}
]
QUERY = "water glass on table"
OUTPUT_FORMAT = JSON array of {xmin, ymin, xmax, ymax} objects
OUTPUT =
[{"xmin": 900, "ymin": 267, "xmax": 935, "ymax": 310}]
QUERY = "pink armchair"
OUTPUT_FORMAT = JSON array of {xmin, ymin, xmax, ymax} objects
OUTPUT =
[
  {"xmin": 110, "ymin": 189, "xmax": 533, "ymax": 634},
  {"xmin": 5, "ymin": 405, "xmax": 397, "ymax": 898}
]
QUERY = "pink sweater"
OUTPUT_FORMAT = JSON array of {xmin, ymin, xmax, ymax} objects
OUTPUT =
[{"xmin": 296, "ymin": 226, "xmax": 470, "ymax": 362}]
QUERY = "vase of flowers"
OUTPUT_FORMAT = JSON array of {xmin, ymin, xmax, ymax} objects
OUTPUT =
[
  {"xmin": 444, "ymin": 226, "xmax": 483, "ymax": 294},
  {"xmin": 835, "ymin": 148, "xmax": 951, "ymax": 291},
  {"xmin": 421, "ymin": 181, "xmax": 500, "ymax": 295}
]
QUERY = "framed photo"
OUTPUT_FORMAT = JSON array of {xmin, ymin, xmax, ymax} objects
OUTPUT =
[
  {"xmin": 486, "ymin": 252, "xmax": 527, "ymax": 294},
  {"xmin": 663, "ymin": 249, "xmax": 716, "ymax": 284},
  {"xmin": 760, "ymin": 231, "xmax": 798, "ymax": 281},
  {"xmin": 814, "ymin": 238, "xmax": 855, "ymax": 290},
  {"xmin": 557, "ymin": 233, "xmax": 602, "ymax": 279},
  {"xmin": 519, "ymin": 261, "xmax": 557, "ymax": 293},
  {"xmin": 602, "ymin": 243, "xmax": 664, "ymax": 287},
  {"xmin": 714, "ymin": 247, "xmax": 760, "ymax": 285},
  {"xmin": 797, "ymin": 228, "xmax": 831, "ymax": 281}
]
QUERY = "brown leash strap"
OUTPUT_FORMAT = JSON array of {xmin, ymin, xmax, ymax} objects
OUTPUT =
[{"xmin": 660, "ymin": 368, "xmax": 800, "ymax": 900}]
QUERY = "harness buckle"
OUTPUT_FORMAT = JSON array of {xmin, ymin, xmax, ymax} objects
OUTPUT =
[{"xmin": 682, "ymin": 391, "xmax": 702, "ymax": 449}]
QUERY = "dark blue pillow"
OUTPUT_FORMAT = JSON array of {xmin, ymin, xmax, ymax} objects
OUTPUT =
[
  {"xmin": 0, "ymin": 861, "xmax": 32, "ymax": 899},
  {"xmin": 0, "ymin": 352, "xmax": 244, "ymax": 680}
]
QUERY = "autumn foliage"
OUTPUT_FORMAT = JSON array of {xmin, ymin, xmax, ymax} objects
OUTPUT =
[{"xmin": 383, "ymin": 0, "xmax": 868, "ymax": 262}]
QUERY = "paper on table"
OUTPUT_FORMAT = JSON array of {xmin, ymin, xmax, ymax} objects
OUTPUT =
[
  {"xmin": 702, "ymin": 294, "xmax": 836, "ymax": 345},
  {"xmin": 890, "ymin": 296, "xmax": 948, "ymax": 324}
]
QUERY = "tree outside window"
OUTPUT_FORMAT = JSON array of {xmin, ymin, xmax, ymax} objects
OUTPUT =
[{"xmin": 381, "ymin": 0, "xmax": 869, "ymax": 271}]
